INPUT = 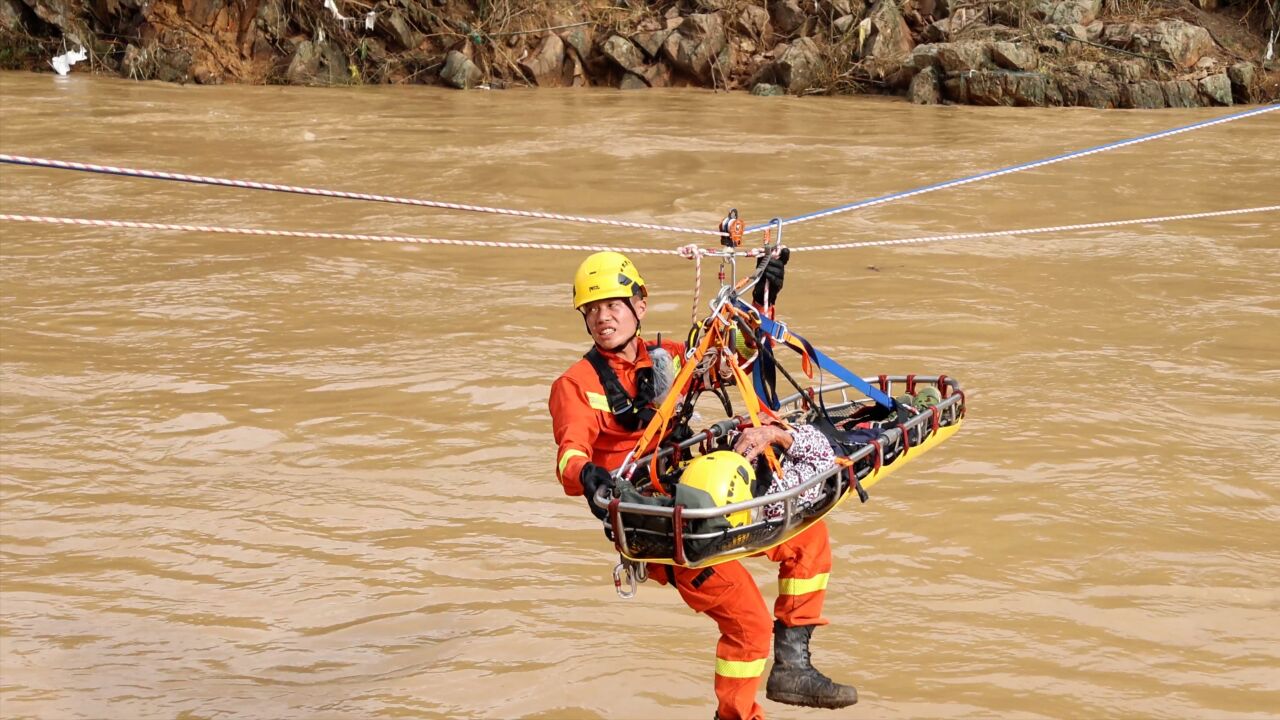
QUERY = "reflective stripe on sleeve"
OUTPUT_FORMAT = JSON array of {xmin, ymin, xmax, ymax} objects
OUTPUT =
[
  {"xmin": 715, "ymin": 657, "xmax": 767, "ymax": 679},
  {"xmin": 558, "ymin": 449, "xmax": 588, "ymax": 478},
  {"xmin": 779, "ymin": 573, "xmax": 829, "ymax": 596}
]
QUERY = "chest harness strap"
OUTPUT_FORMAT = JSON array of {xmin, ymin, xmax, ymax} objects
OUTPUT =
[{"xmin": 584, "ymin": 346, "xmax": 657, "ymax": 432}]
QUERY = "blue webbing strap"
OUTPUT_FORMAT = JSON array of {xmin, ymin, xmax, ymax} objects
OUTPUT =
[
  {"xmin": 737, "ymin": 301, "xmax": 895, "ymax": 409},
  {"xmin": 751, "ymin": 332, "xmax": 780, "ymax": 411}
]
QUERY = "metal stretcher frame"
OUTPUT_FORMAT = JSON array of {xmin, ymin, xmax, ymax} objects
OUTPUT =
[{"xmin": 597, "ymin": 375, "xmax": 967, "ymax": 568}]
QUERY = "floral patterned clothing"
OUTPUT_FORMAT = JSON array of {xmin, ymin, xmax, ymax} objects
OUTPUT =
[{"xmin": 762, "ymin": 424, "xmax": 835, "ymax": 521}]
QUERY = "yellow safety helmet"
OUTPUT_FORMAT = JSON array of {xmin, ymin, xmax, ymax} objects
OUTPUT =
[
  {"xmin": 572, "ymin": 251, "xmax": 647, "ymax": 310},
  {"xmin": 680, "ymin": 451, "xmax": 755, "ymax": 528}
]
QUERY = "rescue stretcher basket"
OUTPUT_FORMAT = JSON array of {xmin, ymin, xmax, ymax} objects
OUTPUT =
[{"xmin": 599, "ymin": 374, "xmax": 966, "ymax": 569}]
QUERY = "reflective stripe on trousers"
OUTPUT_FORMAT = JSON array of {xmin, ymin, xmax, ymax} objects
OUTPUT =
[
  {"xmin": 715, "ymin": 657, "xmax": 767, "ymax": 678},
  {"xmin": 767, "ymin": 520, "xmax": 833, "ymax": 628},
  {"xmin": 659, "ymin": 519, "xmax": 833, "ymax": 719}
]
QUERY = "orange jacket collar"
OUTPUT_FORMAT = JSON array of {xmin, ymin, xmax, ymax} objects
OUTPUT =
[{"xmin": 593, "ymin": 336, "xmax": 653, "ymax": 372}]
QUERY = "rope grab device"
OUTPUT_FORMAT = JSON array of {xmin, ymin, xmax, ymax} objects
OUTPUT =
[{"xmin": 604, "ymin": 210, "xmax": 967, "ymax": 598}]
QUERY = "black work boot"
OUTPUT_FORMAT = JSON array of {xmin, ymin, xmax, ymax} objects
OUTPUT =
[{"xmin": 765, "ymin": 620, "xmax": 858, "ymax": 709}]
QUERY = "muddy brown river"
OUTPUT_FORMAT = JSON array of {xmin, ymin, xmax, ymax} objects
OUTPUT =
[{"xmin": 1, "ymin": 72, "xmax": 1278, "ymax": 719}]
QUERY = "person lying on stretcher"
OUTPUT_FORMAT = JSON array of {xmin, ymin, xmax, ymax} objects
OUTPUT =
[{"xmin": 693, "ymin": 385, "xmax": 949, "ymax": 524}]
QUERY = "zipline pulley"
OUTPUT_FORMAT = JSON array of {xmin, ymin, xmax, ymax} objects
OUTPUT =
[{"xmin": 719, "ymin": 208, "xmax": 745, "ymax": 248}]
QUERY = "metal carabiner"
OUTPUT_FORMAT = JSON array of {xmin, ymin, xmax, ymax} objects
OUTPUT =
[
  {"xmin": 717, "ymin": 254, "xmax": 737, "ymax": 292},
  {"xmin": 767, "ymin": 217, "xmax": 783, "ymax": 250},
  {"xmin": 615, "ymin": 452, "xmax": 636, "ymax": 481},
  {"xmin": 613, "ymin": 557, "xmax": 643, "ymax": 599}
]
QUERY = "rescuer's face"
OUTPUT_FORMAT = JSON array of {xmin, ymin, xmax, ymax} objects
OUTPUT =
[{"xmin": 582, "ymin": 296, "xmax": 645, "ymax": 351}]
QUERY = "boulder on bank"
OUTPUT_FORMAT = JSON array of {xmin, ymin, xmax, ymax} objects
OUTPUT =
[
  {"xmin": 1121, "ymin": 80, "xmax": 1167, "ymax": 108},
  {"xmin": 631, "ymin": 28, "xmax": 673, "ymax": 59},
  {"xmin": 1161, "ymin": 79, "xmax": 1199, "ymax": 107},
  {"xmin": 750, "ymin": 82, "xmax": 788, "ymax": 95},
  {"xmin": 287, "ymin": 40, "xmax": 350, "ymax": 86},
  {"xmin": 1132, "ymin": 20, "xmax": 1216, "ymax": 68},
  {"xmin": 908, "ymin": 64, "xmax": 943, "ymax": 103},
  {"xmin": 603, "ymin": 34, "xmax": 647, "ymax": 76},
  {"xmin": 1035, "ymin": 0, "xmax": 1103, "ymax": 25},
  {"xmin": 1228, "ymin": 62, "xmax": 1257, "ymax": 102},
  {"xmin": 858, "ymin": 0, "xmax": 914, "ymax": 61},
  {"xmin": 662, "ymin": 13, "xmax": 730, "ymax": 85},
  {"xmin": 440, "ymin": 50, "xmax": 482, "ymax": 89},
  {"xmin": 383, "ymin": 9, "xmax": 425, "ymax": 52},
  {"xmin": 520, "ymin": 33, "xmax": 567, "ymax": 87},
  {"xmin": 908, "ymin": 41, "xmax": 994, "ymax": 74},
  {"xmin": 770, "ymin": 0, "xmax": 809, "ymax": 36},
  {"xmin": 754, "ymin": 36, "xmax": 824, "ymax": 94},
  {"xmin": 735, "ymin": 5, "xmax": 771, "ymax": 39},
  {"xmin": 943, "ymin": 69, "xmax": 1051, "ymax": 106},
  {"xmin": 990, "ymin": 42, "xmax": 1039, "ymax": 71},
  {"xmin": 1197, "ymin": 72, "xmax": 1232, "ymax": 104}
]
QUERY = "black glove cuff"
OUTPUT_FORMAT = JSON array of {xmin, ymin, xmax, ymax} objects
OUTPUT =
[{"xmin": 752, "ymin": 248, "xmax": 789, "ymax": 305}]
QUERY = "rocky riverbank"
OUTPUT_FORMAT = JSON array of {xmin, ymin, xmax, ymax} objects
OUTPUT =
[{"xmin": 2, "ymin": 0, "xmax": 1277, "ymax": 107}]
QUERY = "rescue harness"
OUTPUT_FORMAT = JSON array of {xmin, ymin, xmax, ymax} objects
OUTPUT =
[
  {"xmin": 583, "ymin": 337, "xmax": 683, "ymax": 434},
  {"xmin": 583, "ymin": 346, "xmax": 657, "ymax": 433}
]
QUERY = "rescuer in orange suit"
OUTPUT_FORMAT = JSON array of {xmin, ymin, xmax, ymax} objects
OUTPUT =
[{"xmin": 548, "ymin": 251, "xmax": 858, "ymax": 720}]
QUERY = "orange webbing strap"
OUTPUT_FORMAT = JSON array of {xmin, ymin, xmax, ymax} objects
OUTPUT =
[
  {"xmin": 631, "ymin": 320, "xmax": 721, "ymax": 495},
  {"xmin": 735, "ymin": 303, "xmax": 813, "ymax": 378},
  {"xmin": 717, "ymin": 303, "xmax": 787, "ymax": 475},
  {"xmin": 791, "ymin": 336, "xmax": 814, "ymax": 378},
  {"xmin": 728, "ymin": 349, "xmax": 784, "ymax": 478}
]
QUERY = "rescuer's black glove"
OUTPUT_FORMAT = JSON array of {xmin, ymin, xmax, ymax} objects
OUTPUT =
[
  {"xmin": 752, "ymin": 247, "xmax": 790, "ymax": 306},
  {"xmin": 580, "ymin": 463, "xmax": 616, "ymax": 520}
]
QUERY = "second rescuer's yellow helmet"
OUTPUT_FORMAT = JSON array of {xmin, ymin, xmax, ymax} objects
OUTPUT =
[
  {"xmin": 573, "ymin": 251, "xmax": 647, "ymax": 310},
  {"xmin": 681, "ymin": 451, "xmax": 755, "ymax": 527}
]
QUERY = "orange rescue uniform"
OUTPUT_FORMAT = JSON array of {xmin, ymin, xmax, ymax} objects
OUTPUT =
[{"xmin": 549, "ymin": 336, "xmax": 834, "ymax": 720}]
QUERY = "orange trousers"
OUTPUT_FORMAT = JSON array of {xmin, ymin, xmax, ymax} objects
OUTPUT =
[{"xmin": 655, "ymin": 520, "xmax": 833, "ymax": 720}]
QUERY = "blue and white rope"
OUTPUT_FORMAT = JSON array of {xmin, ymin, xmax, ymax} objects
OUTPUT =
[
  {"xmin": 3, "ymin": 106, "xmax": 1273, "ymax": 240},
  {"xmin": 746, "ymin": 105, "xmax": 1280, "ymax": 234},
  {"xmin": 787, "ymin": 205, "xmax": 1280, "ymax": 252}
]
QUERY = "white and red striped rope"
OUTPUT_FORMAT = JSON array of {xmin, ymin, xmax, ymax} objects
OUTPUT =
[
  {"xmin": 0, "ymin": 154, "xmax": 724, "ymax": 237},
  {"xmin": 0, "ymin": 214, "xmax": 707, "ymax": 255},
  {"xmin": 5, "ymin": 107, "xmax": 1274, "ymax": 242},
  {"xmin": 788, "ymin": 206, "xmax": 1280, "ymax": 252},
  {"xmin": 3, "ymin": 206, "xmax": 1273, "ymax": 259},
  {"xmin": 679, "ymin": 243, "xmax": 704, "ymax": 324}
]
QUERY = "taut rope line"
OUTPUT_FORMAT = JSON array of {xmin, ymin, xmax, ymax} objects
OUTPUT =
[
  {"xmin": 787, "ymin": 206, "xmax": 1280, "ymax": 252},
  {"xmin": 0, "ymin": 214, "xmax": 691, "ymax": 255},
  {"xmin": 4, "ymin": 106, "xmax": 1274, "ymax": 241},
  {"xmin": 744, "ymin": 104, "xmax": 1280, "ymax": 234},
  {"xmin": 3, "ymin": 206, "xmax": 1274, "ymax": 255},
  {"xmin": 0, "ymin": 154, "xmax": 722, "ymax": 238}
]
